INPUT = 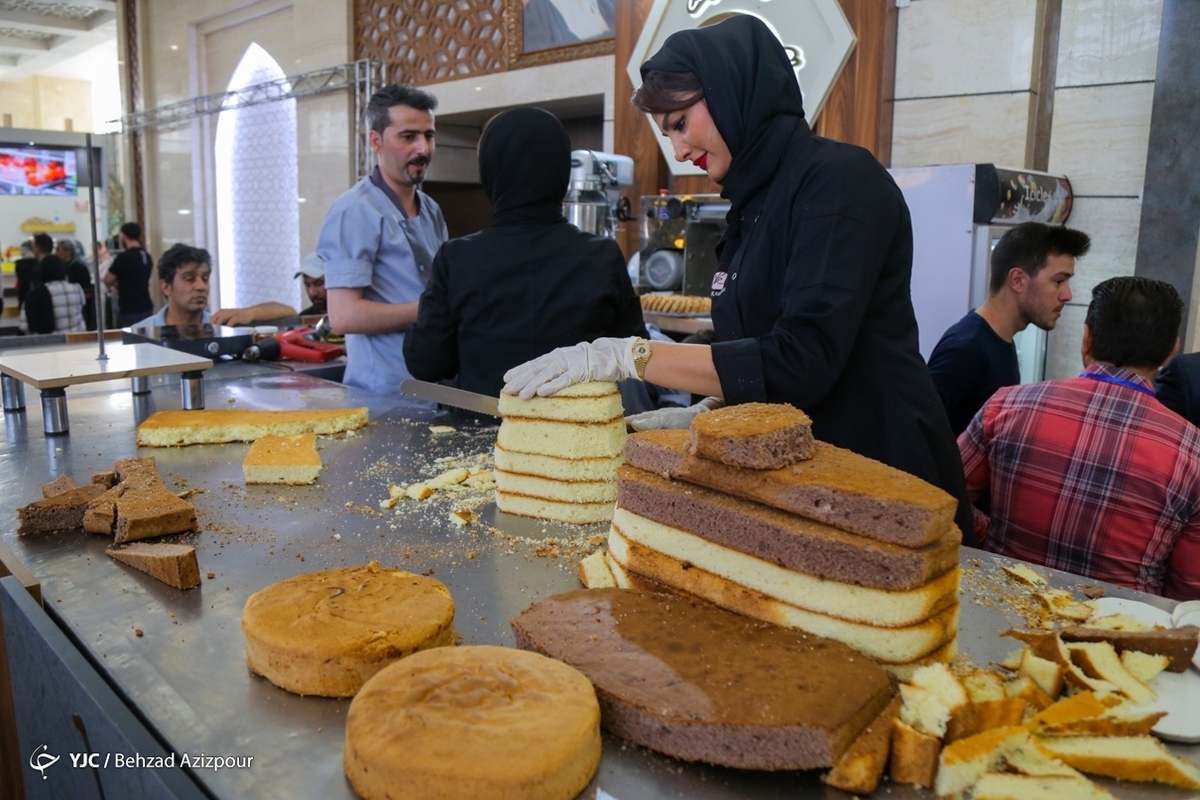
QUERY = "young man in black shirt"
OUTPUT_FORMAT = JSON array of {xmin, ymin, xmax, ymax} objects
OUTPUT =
[
  {"xmin": 928, "ymin": 222, "xmax": 1091, "ymax": 436},
  {"xmin": 104, "ymin": 222, "xmax": 155, "ymax": 327}
]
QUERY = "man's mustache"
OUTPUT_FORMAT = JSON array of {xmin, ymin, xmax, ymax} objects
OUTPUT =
[{"xmin": 407, "ymin": 157, "xmax": 429, "ymax": 167}]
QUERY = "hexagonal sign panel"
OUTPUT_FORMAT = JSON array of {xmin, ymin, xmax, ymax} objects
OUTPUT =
[{"xmin": 627, "ymin": 0, "xmax": 857, "ymax": 176}]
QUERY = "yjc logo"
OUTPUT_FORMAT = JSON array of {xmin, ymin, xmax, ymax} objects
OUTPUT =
[{"xmin": 29, "ymin": 744, "xmax": 59, "ymax": 779}]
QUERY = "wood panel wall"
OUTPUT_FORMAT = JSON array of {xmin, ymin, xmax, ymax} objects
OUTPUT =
[{"xmin": 613, "ymin": 0, "xmax": 899, "ymax": 257}]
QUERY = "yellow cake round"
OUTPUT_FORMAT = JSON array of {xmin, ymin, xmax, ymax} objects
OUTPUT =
[
  {"xmin": 344, "ymin": 645, "xmax": 601, "ymax": 800},
  {"xmin": 242, "ymin": 562, "xmax": 455, "ymax": 697}
]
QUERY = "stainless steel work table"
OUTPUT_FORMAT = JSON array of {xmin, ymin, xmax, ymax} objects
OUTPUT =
[{"xmin": 1, "ymin": 362, "xmax": 1197, "ymax": 800}]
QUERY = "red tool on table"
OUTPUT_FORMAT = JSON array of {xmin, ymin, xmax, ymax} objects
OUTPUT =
[{"xmin": 243, "ymin": 327, "xmax": 344, "ymax": 362}]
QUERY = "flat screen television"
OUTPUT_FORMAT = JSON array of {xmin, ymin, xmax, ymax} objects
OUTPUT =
[{"xmin": 0, "ymin": 146, "xmax": 78, "ymax": 196}]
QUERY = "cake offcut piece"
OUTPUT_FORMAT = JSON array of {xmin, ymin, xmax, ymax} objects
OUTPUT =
[
  {"xmin": 17, "ymin": 484, "xmax": 107, "ymax": 535},
  {"xmin": 136, "ymin": 406, "xmax": 368, "ymax": 446},
  {"xmin": 41, "ymin": 474, "xmax": 78, "ymax": 497},
  {"xmin": 242, "ymin": 562, "xmax": 455, "ymax": 697},
  {"xmin": 1036, "ymin": 735, "xmax": 1200, "ymax": 789},
  {"xmin": 344, "ymin": 645, "xmax": 600, "ymax": 800},
  {"xmin": 511, "ymin": 588, "xmax": 893, "ymax": 770},
  {"xmin": 617, "ymin": 464, "xmax": 961, "ymax": 590},
  {"xmin": 242, "ymin": 433, "xmax": 322, "ymax": 485},
  {"xmin": 823, "ymin": 694, "xmax": 902, "ymax": 794},
  {"xmin": 624, "ymin": 429, "xmax": 956, "ymax": 548},
  {"xmin": 107, "ymin": 543, "xmax": 201, "ymax": 589},
  {"xmin": 1060, "ymin": 625, "xmax": 1199, "ymax": 672},
  {"xmin": 970, "ymin": 773, "xmax": 1115, "ymax": 800},
  {"xmin": 687, "ymin": 402, "xmax": 816, "ymax": 469},
  {"xmin": 890, "ymin": 719, "xmax": 941, "ymax": 788},
  {"xmin": 113, "ymin": 484, "xmax": 197, "ymax": 543},
  {"xmin": 496, "ymin": 381, "xmax": 622, "ymax": 422}
]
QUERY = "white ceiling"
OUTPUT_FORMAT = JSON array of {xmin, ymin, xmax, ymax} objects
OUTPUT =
[{"xmin": 0, "ymin": 0, "xmax": 117, "ymax": 82}]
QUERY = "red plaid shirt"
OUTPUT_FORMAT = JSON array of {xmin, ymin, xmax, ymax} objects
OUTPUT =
[{"xmin": 960, "ymin": 363, "xmax": 1200, "ymax": 600}]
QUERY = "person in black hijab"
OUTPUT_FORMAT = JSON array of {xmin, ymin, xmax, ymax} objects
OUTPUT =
[
  {"xmin": 404, "ymin": 106, "xmax": 645, "ymax": 397},
  {"xmin": 503, "ymin": 15, "xmax": 975, "ymax": 544}
]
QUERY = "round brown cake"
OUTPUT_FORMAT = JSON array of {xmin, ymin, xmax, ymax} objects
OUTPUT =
[
  {"xmin": 344, "ymin": 645, "xmax": 601, "ymax": 800},
  {"xmin": 242, "ymin": 562, "xmax": 455, "ymax": 697}
]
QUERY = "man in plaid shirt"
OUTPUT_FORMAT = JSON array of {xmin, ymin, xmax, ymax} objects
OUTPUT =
[{"xmin": 960, "ymin": 276, "xmax": 1200, "ymax": 600}]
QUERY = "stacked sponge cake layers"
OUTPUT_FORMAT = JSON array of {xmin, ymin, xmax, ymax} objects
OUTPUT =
[
  {"xmin": 612, "ymin": 423, "xmax": 962, "ymax": 675},
  {"xmin": 495, "ymin": 382, "xmax": 625, "ymax": 524}
]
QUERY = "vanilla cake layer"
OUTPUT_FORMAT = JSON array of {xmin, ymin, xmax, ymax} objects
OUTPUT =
[
  {"xmin": 883, "ymin": 638, "xmax": 959, "ymax": 681},
  {"xmin": 494, "ymin": 445, "xmax": 622, "ymax": 482},
  {"xmin": 498, "ymin": 381, "xmax": 623, "ymax": 423},
  {"xmin": 496, "ymin": 470, "xmax": 616, "ymax": 504},
  {"xmin": 611, "ymin": 508, "xmax": 958, "ymax": 627},
  {"xmin": 138, "ymin": 407, "xmax": 368, "ymax": 446},
  {"xmin": 496, "ymin": 417, "xmax": 626, "ymax": 460},
  {"xmin": 243, "ymin": 433, "xmax": 322, "ymax": 485},
  {"xmin": 607, "ymin": 529, "xmax": 957, "ymax": 664},
  {"xmin": 496, "ymin": 490, "xmax": 614, "ymax": 525}
]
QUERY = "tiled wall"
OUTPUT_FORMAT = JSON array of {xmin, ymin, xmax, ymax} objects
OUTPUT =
[
  {"xmin": 0, "ymin": 76, "xmax": 93, "ymax": 132},
  {"xmin": 892, "ymin": 0, "xmax": 1163, "ymax": 379},
  {"xmin": 1044, "ymin": 0, "xmax": 1161, "ymax": 379}
]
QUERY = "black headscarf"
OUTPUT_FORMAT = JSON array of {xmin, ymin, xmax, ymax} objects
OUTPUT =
[
  {"xmin": 478, "ymin": 106, "xmax": 571, "ymax": 227},
  {"xmin": 641, "ymin": 15, "xmax": 808, "ymax": 228}
]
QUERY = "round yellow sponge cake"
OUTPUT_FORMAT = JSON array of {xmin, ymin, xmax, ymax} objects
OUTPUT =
[
  {"xmin": 242, "ymin": 562, "xmax": 455, "ymax": 697},
  {"xmin": 344, "ymin": 645, "xmax": 601, "ymax": 800}
]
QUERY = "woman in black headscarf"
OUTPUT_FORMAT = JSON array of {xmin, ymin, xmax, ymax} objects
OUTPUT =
[
  {"xmin": 503, "ymin": 15, "xmax": 974, "ymax": 543},
  {"xmin": 404, "ymin": 106, "xmax": 645, "ymax": 397}
]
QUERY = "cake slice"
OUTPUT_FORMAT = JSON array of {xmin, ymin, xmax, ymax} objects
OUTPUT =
[
  {"xmin": 242, "ymin": 433, "xmax": 322, "ymax": 485},
  {"xmin": 1019, "ymin": 648, "xmax": 1065, "ymax": 698},
  {"xmin": 91, "ymin": 470, "xmax": 117, "ymax": 489},
  {"xmin": 823, "ymin": 694, "xmax": 902, "ymax": 794},
  {"xmin": 970, "ymin": 773, "xmax": 1115, "ymax": 800},
  {"xmin": 1036, "ymin": 735, "xmax": 1200, "ymax": 789},
  {"xmin": 1120, "ymin": 650, "xmax": 1169, "ymax": 684},
  {"xmin": 936, "ymin": 726, "xmax": 1083, "ymax": 799},
  {"xmin": 497, "ymin": 381, "xmax": 622, "ymax": 422},
  {"xmin": 906, "ymin": 663, "xmax": 974, "ymax": 741},
  {"xmin": 1066, "ymin": 641, "xmax": 1155, "ymax": 704},
  {"xmin": 495, "ymin": 471, "xmax": 615, "ymax": 504},
  {"xmin": 617, "ymin": 465, "xmax": 961, "ymax": 591},
  {"xmin": 511, "ymin": 588, "xmax": 893, "ymax": 770},
  {"xmin": 496, "ymin": 417, "xmax": 625, "ymax": 460},
  {"xmin": 493, "ymin": 445, "xmax": 622, "ymax": 483},
  {"xmin": 687, "ymin": 402, "xmax": 816, "ymax": 469},
  {"xmin": 113, "ymin": 484, "xmax": 198, "ymax": 543},
  {"xmin": 106, "ymin": 543, "xmax": 201, "ymax": 589},
  {"xmin": 42, "ymin": 474, "xmax": 78, "ymax": 498},
  {"xmin": 17, "ymin": 484, "xmax": 107, "ymax": 534},
  {"xmin": 577, "ymin": 550, "xmax": 615, "ymax": 588},
  {"xmin": 495, "ymin": 492, "xmax": 614, "ymax": 525},
  {"xmin": 624, "ymin": 429, "xmax": 955, "ymax": 547},
  {"xmin": 963, "ymin": 670, "xmax": 1007, "ymax": 703},
  {"xmin": 890, "ymin": 719, "xmax": 940, "ymax": 788},
  {"xmin": 1061, "ymin": 625, "xmax": 1199, "ymax": 672},
  {"xmin": 83, "ymin": 484, "xmax": 125, "ymax": 535},
  {"xmin": 136, "ymin": 407, "xmax": 368, "ymax": 446}
]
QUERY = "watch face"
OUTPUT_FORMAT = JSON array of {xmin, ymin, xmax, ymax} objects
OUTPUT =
[{"xmin": 634, "ymin": 340, "xmax": 651, "ymax": 357}]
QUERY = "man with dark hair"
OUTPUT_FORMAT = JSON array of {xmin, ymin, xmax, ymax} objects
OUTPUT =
[
  {"xmin": 134, "ymin": 244, "xmax": 295, "ymax": 328},
  {"xmin": 105, "ymin": 221, "xmax": 156, "ymax": 327},
  {"xmin": 960, "ymin": 276, "xmax": 1200, "ymax": 600},
  {"xmin": 316, "ymin": 83, "xmax": 448, "ymax": 395},
  {"xmin": 929, "ymin": 222, "xmax": 1091, "ymax": 434},
  {"xmin": 31, "ymin": 232, "xmax": 54, "ymax": 260}
]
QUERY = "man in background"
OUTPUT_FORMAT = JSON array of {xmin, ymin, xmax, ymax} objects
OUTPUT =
[
  {"xmin": 105, "ymin": 222, "xmax": 157, "ymax": 327},
  {"xmin": 317, "ymin": 83, "xmax": 448, "ymax": 395},
  {"xmin": 960, "ymin": 276, "xmax": 1200, "ymax": 600},
  {"xmin": 295, "ymin": 252, "xmax": 327, "ymax": 316},
  {"xmin": 136, "ymin": 244, "xmax": 295, "ymax": 328},
  {"xmin": 928, "ymin": 222, "xmax": 1090, "ymax": 435}
]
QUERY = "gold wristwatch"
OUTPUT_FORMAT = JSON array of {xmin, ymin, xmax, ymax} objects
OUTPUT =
[{"xmin": 631, "ymin": 338, "xmax": 652, "ymax": 380}]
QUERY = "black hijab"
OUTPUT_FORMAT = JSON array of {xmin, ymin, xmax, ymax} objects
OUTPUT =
[
  {"xmin": 641, "ymin": 15, "xmax": 808, "ymax": 226},
  {"xmin": 478, "ymin": 107, "xmax": 571, "ymax": 227}
]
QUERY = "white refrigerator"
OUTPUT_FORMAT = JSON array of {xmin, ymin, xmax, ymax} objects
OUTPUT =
[{"xmin": 888, "ymin": 163, "xmax": 1074, "ymax": 384}]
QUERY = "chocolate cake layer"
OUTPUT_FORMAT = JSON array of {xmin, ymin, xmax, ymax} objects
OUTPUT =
[
  {"xmin": 625, "ymin": 429, "xmax": 954, "ymax": 548},
  {"xmin": 688, "ymin": 402, "xmax": 816, "ymax": 469},
  {"xmin": 17, "ymin": 484, "xmax": 106, "ymax": 535},
  {"xmin": 617, "ymin": 464, "xmax": 959, "ymax": 590},
  {"xmin": 511, "ymin": 588, "xmax": 893, "ymax": 770},
  {"xmin": 1060, "ymin": 625, "xmax": 1198, "ymax": 673}
]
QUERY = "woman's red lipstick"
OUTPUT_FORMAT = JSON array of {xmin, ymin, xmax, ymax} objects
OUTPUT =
[{"xmin": 693, "ymin": 153, "xmax": 708, "ymax": 170}]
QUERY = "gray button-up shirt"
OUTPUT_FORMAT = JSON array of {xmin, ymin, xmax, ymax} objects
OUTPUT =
[{"xmin": 317, "ymin": 171, "xmax": 448, "ymax": 395}]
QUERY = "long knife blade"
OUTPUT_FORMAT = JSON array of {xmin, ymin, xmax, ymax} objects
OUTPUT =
[{"xmin": 399, "ymin": 379, "xmax": 501, "ymax": 417}]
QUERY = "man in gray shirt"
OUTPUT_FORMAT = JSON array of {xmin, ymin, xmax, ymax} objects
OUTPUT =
[{"xmin": 317, "ymin": 84, "xmax": 449, "ymax": 395}]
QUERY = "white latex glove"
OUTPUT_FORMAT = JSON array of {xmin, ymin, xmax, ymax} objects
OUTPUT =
[
  {"xmin": 626, "ymin": 397, "xmax": 723, "ymax": 431},
  {"xmin": 502, "ymin": 337, "xmax": 639, "ymax": 399}
]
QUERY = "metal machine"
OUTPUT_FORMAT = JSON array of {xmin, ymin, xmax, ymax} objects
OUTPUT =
[
  {"xmin": 889, "ymin": 163, "xmax": 1074, "ymax": 383},
  {"xmin": 638, "ymin": 193, "xmax": 730, "ymax": 295},
  {"xmin": 563, "ymin": 149, "xmax": 635, "ymax": 239}
]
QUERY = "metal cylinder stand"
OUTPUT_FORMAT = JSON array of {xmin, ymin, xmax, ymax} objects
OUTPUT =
[
  {"xmin": 41, "ymin": 387, "xmax": 69, "ymax": 435},
  {"xmin": 2, "ymin": 374, "xmax": 25, "ymax": 412},
  {"xmin": 181, "ymin": 371, "xmax": 205, "ymax": 410},
  {"xmin": 131, "ymin": 376, "xmax": 151, "ymax": 395}
]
